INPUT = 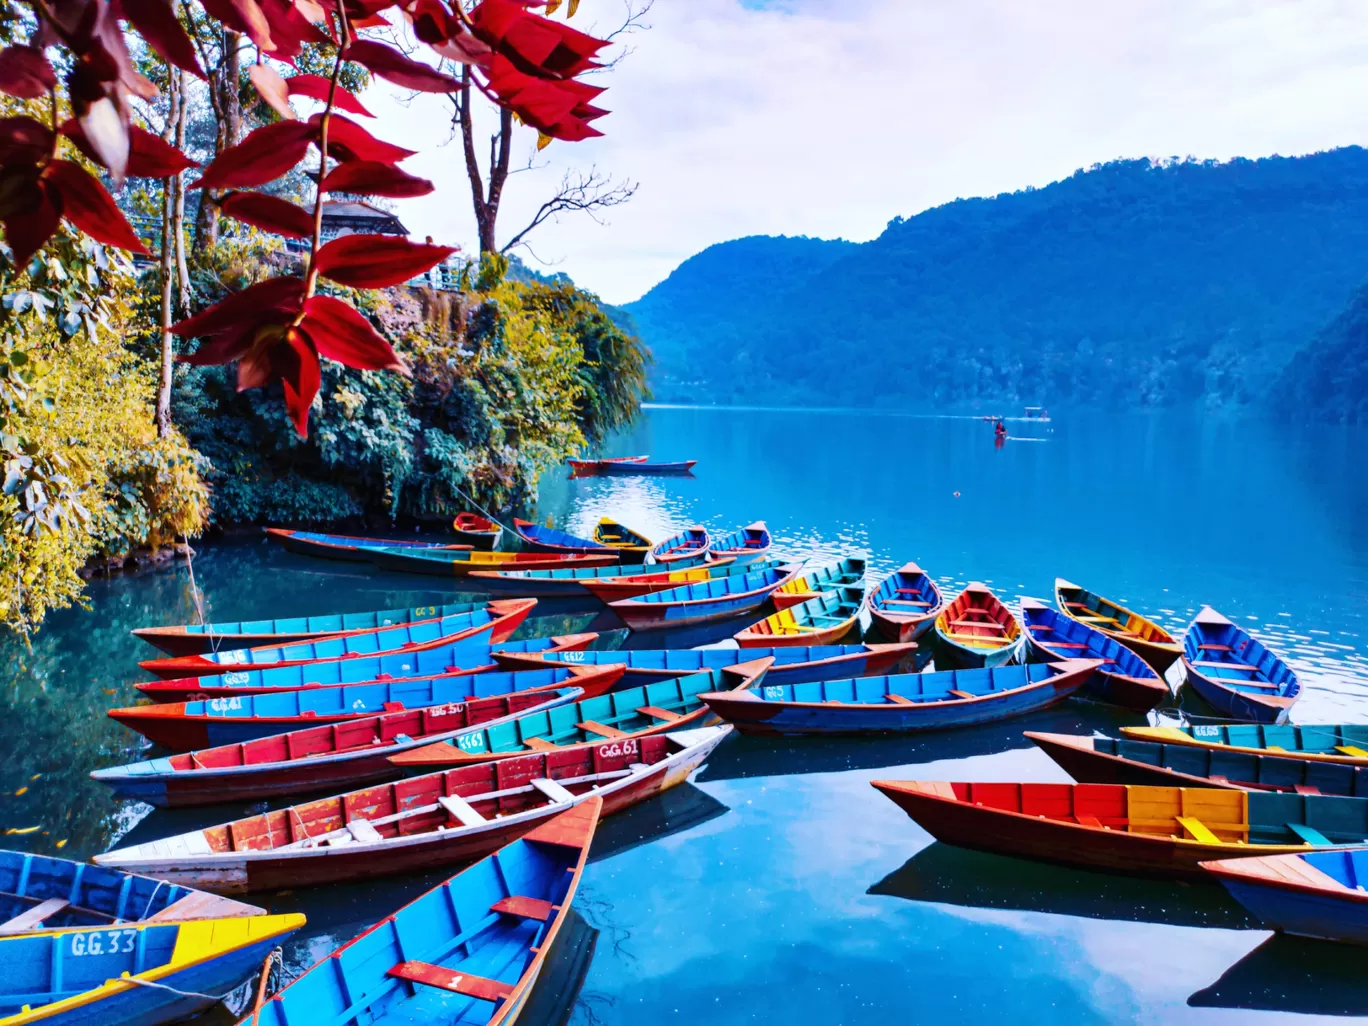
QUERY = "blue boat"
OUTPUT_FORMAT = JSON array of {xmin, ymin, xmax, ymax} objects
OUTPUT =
[
  {"xmin": 867, "ymin": 562, "xmax": 943, "ymax": 643},
  {"xmin": 650, "ymin": 526, "xmax": 710, "ymax": 564},
  {"xmin": 135, "ymin": 634, "xmax": 595, "ymax": 703},
  {"xmin": 0, "ymin": 851, "xmax": 264, "ymax": 934},
  {"xmin": 0, "ymin": 911, "xmax": 303, "ymax": 1026},
  {"xmin": 139, "ymin": 599, "xmax": 536, "ymax": 679},
  {"xmin": 492, "ymin": 642, "xmax": 920, "ymax": 688},
  {"xmin": 709, "ymin": 521, "xmax": 772, "ymax": 565},
  {"xmin": 1183, "ymin": 606, "xmax": 1300, "ymax": 724},
  {"xmin": 771, "ymin": 558, "xmax": 866, "ymax": 608},
  {"xmin": 1204, "ymin": 849, "xmax": 1368, "ymax": 945},
  {"xmin": 131, "ymin": 600, "xmax": 497, "ymax": 656},
  {"xmin": 466, "ymin": 554, "xmax": 710, "ymax": 598},
  {"xmin": 108, "ymin": 667, "xmax": 616, "ymax": 751},
  {"xmin": 697, "ymin": 659, "xmax": 1100, "ymax": 735},
  {"xmin": 265, "ymin": 527, "xmax": 468, "ymax": 562},
  {"xmin": 1020, "ymin": 598, "xmax": 1169, "ymax": 712},
  {"xmin": 239, "ymin": 800, "xmax": 599, "ymax": 1026},
  {"xmin": 600, "ymin": 458, "xmax": 696, "ymax": 474},
  {"xmin": 609, "ymin": 562, "xmax": 803, "ymax": 630},
  {"xmin": 511, "ymin": 518, "xmax": 614, "ymax": 555}
]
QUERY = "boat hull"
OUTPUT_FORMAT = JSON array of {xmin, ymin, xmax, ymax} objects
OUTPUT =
[
  {"xmin": 933, "ymin": 634, "xmax": 1022, "ymax": 670},
  {"xmin": 1205, "ymin": 858, "xmax": 1368, "ymax": 945},
  {"xmin": 96, "ymin": 733, "xmax": 720, "ymax": 894},
  {"xmin": 1022, "ymin": 631, "xmax": 1168, "ymax": 713},
  {"xmin": 1185, "ymin": 659, "xmax": 1294, "ymax": 724},
  {"xmin": 265, "ymin": 528, "xmax": 467, "ymax": 563},
  {"xmin": 868, "ymin": 610, "xmax": 937, "ymax": 644},
  {"xmin": 1025, "ymin": 732, "xmax": 1245, "ymax": 790}
]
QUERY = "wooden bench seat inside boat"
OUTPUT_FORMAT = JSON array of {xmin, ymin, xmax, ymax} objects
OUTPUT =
[
  {"xmin": 576, "ymin": 720, "xmax": 625, "ymax": 739},
  {"xmin": 637, "ymin": 705, "xmax": 682, "ymax": 722},
  {"xmin": 389, "ymin": 961, "xmax": 512, "ymax": 1002},
  {"xmin": 491, "ymin": 895, "xmax": 556, "ymax": 921},
  {"xmin": 0, "ymin": 898, "xmax": 70, "ymax": 935},
  {"xmin": 438, "ymin": 793, "xmax": 488, "ymax": 827}
]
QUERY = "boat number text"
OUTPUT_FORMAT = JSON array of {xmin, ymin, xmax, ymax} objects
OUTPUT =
[
  {"xmin": 222, "ymin": 672, "xmax": 250, "ymax": 686},
  {"xmin": 598, "ymin": 740, "xmax": 638, "ymax": 758},
  {"xmin": 456, "ymin": 733, "xmax": 486, "ymax": 752},
  {"xmin": 71, "ymin": 929, "xmax": 138, "ymax": 956},
  {"xmin": 216, "ymin": 649, "xmax": 248, "ymax": 665},
  {"xmin": 413, "ymin": 606, "xmax": 437, "ymax": 618},
  {"xmin": 208, "ymin": 697, "xmax": 244, "ymax": 712},
  {"xmin": 763, "ymin": 686, "xmax": 784, "ymax": 700},
  {"xmin": 1193, "ymin": 725, "xmax": 1222, "ymax": 737}
]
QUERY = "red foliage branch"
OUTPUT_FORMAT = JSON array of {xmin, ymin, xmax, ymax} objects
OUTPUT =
[{"xmin": 0, "ymin": 0, "xmax": 613, "ymax": 437}]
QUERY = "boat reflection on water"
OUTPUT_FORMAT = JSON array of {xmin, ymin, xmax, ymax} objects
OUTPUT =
[
  {"xmin": 585, "ymin": 610, "xmax": 765, "ymax": 648},
  {"xmin": 1189, "ymin": 934, "xmax": 1368, "ymax": 1017},
  {"xmin": 515, "ymin": 907, "xmax": 600, "ymax": 1026},
  {"xmin": 697, "ymin": 702, "xmax": 1143, "ymax": 782},
  {"xmin": 590, "ymin": 782, "xmax": 730, "ymax": 862},
  {"xmin": 870, "ymin": 843, "xmax": 1258, "ymax": 931}
]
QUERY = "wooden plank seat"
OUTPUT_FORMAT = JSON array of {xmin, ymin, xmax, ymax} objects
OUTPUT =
[
  {"xmin": 882, "ymin": 599, "xmax": 930, "ymax": 607},
  {"xmin": 948, "ymin": 618, "xmax": 1007, "ymax": 630},
  {"xmin": 1192, "ymin": 660, "xmax": 1262, "ymax": 672},
  {"xmin": 1287, "ymin": 823, "xmax": 1334, "ymax": 846},
  {"xmin": 1294, "ymin": 785, "xmax": 1322, "ymax": 796},
  {"xmin": 388, "ymin": 961, "xmax": 512, "ymax": 1003},
  {"xmin": 576, "ymin": 720, "xmax": 625, "ymax": 739},
  {"xmin": 1175, "ymin": 816, "xmax": 1220, "ymax": 844},
  {"xmin": 947, "ymin": 689, "xmax": 976, "ymax": 700},
  {"xmin": 1075, "ymin": 815, "xmax": 1104, "ymax": 828},
  {"xmin": 491, "ymin": 895, "xmax": 556, "ymax": 922},
  {"xmin": 437, "ymin": 793, "xmax": 488, "ymax": 827},
  {"xmin": 1041, "ymin": 640, "xmax": 1089, "ymax": 649},
  {"xmin": 346, "ymin": 819, "xmax": 384, "ymax": 844},
  {"xmin": 636, "ymin": 705, "xmax": 683, "ymax": 722},
  {"xmin": 0, "ymin": 898, "xmax": 70, "ymax": 936},
  {"xmin": 529, "ymin": 777, "xmax": 577, "ymax": 804},
  {"xmin": 1336, "ymin": 745, "xmax": 1368, "ymax": 757},
  {"xmin": 940, "ymin": 632, "xmax": 1011, "ymax": 644},
  {"xmin": 1198, "ymin": 643, "xmax": 1233, "ymax": 652},
  {"xmin": 522, "ymin": 736, "xmax": 561, "ymax": 751},
  {"xmin": 884, "ymin": 693, "xmax": 915, "ymax": 705}
]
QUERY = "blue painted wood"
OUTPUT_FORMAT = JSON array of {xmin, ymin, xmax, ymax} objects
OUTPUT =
[
  {"xmin": 1211, "ymin": 849, "xmax": 1368, "ymax": 944},
  {"xmin": 512, "ymin": 519, "xmax": 613, "ymax": 554},
  {"xmin": 867, "ymin": 563, "xmax": 943, "ymax": 642},
  {"xmin": 0, "ymin": 852, "xmax": 207, "ymax": 930},
  {"xmin": 241, "ymin": 804, "xmax": 597, "ymax": 1026},
  {"xmin": 708, "ymin": 523, "xmax": 772, "ymax": 566},
  {"xmin": 649, "ymin": 527, "xmax": 710, "ymax": 564},
  {"xmin": 1020, "ymin": 599, "xmax": 1168, "ymax": 712},
  {"xmin": 1183, "ymin": 606, "xmax": 1300, "ymax": 724},
  {"xmin": 609, "ymin": 563, "xmax": 801, "ymax": 630},
  {"xmin": 468, "ymin": 554, "xmax": 710, "ymax": 598}
]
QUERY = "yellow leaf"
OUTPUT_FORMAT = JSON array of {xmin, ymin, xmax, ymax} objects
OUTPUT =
[
  {"xmin": 55, "ymin": 839, "xmax": 67, "ymax": 849},
  {"xmin": 29, "ymin": 774, "xmax": 39, "ymax": 781},
  {"xmin": 544, "ymin": 0, "xmax": 561, "ymax": 12},
  {"xmin": 5, "ymin": 826, "xmax": 40, "ymax": 835},
  {"xmin": 568, "ymin": 0, "xmax": 580, "ymax": 14},
  {"xmin": 537, "ymin": 132, "xmax": 554, "ymax": 151},
  {"xmin": 14, "ymin": 787, "xmax": 27, "ymax": 796}
]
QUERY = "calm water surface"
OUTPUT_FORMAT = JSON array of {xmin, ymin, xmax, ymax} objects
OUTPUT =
[{"xmin": 4, "ymin": 406, "xmax": 1368, "ymax": 1024}]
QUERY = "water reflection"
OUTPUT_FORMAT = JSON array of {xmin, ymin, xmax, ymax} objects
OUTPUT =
[
  {"xmin": 871, "ymin": 843, "xmax": 1258, "ymax": 930},
  {"xmin": 1189, "ymin": 934, "xmax": 1368, "ymax": 1016},
  {"xmin": 590, "ymin": 784, "xmax": 729, "ymax": 863}
]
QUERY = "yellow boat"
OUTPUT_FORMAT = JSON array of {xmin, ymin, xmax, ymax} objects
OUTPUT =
[
  {"xmin": 1121, "ymin": 724, "xmax": 1368, "ymax": 765},
  {"xmin": 1054, "ymin": 578, "xmax": 1182, "ymax": 673},
  {"xmin": 591, "ymin": 517, "xmax": 653, "ymax": 562}
]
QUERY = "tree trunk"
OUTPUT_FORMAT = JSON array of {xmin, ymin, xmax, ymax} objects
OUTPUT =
[
  {"xmin": 459, "ymin": 67, "xmax": 513, "ymax": 255},
  {"xmin": 173, "ymin": 67, "xmax": 191, "ymax": 317},
  {"xmin": 156, "ymin": 66, "xmax": 181, "ymax": 438},
  {"xmin": 195, "ymin": 30, "xmax": 243, "ymax": 250}
]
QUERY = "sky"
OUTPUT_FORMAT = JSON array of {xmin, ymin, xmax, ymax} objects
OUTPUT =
[{"xmin": 363, "ymin": 0, "xmax": 1368, "ymax": 305}]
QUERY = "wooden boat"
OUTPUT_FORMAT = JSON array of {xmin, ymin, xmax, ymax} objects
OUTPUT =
[
  {"xmin": 566, "ymin": 454, "xmax": 648, "ymax": 474},
  {"xmin": 600, "ymin": 459, "xmax": 697, "ymax": 475},
  {"xmin": 265, "ymin": 527, "xmax": 468, "ymax": 562},
  {"xmin": 391, "ymin": 660, "xmax": 767, "ymax": 769},
  {"xmin": 452, "ymin": 511, "xmax": 503, "ymax": 550},
  {"xmin": 1055, "ymin": 578, "xmax": 1182, "ymax": 673},
  {"xmin": 698, "ymin": 659, "xmax": 1098, "ymax": 736},
  {"xmin": 1025, "ymin": 731, "xmax": 1368, "ymax": 797},
  {"xmin": 0, "ymin": 851, "xmax": 265, "ymax": 934},
  {"xmin": 133, "ymin": 599, "xmax": 506, "ymax": 657},
  {"xmin": 734, "ymin": 587, "xmax": 865, "ymax": 647},
  {"xmin": 770, "ymin": 558, "xmax": 866, "ymax": 610},
  {"xmin": 578, "ymin": 556, "xmax": 755, "ymax": 603},
  {"xmin": 135, "ymin": 635, "xmax": 598, "ymax": 704},
  {"xmin": 1019, "ymin": 597, "xmax": 1169, "ymax": 712},
  {"xmin": 94, "ymin": 687, "xmax": 580, "ymax": 808},
  {"xmin": 108, "ymin": 667, "xmax": 620, "ymax": 751},
  {"xmin": 592, "ymin": 517, "xmax": 652, "ymax": 562},
  {"xmin": 650, "ymin": 526, "xmax": 710, "ymax": 564},
  {"xmin": 95, "ymin": 726, "xmax": 730, "ymax": 893},
  {"xmin": 932, "ymin": 583, "xmax": 1023, "ymax": 669},
  {"xmin": 1202, "ymin": 849, "xmax": 1368, "ymax": 945},
  {"xmin": 867, "ymin": 562, "xmax": 944, "ymax": 643},
  {"xmin": 466, "ymin": 556, "xmax": 712, "ymax": 600},
  {"xmin": 1119, "ymin": 724, "xmax": 1368, "ymax": 765},
  {"xmin": 244, "ymin": 800, "xmax": 600, "ymax": 1026},
  {"xmin": 511, "ymin": 518, "xmax": 614, "ymax": 556},
  {"xmin": 367, "ymin": 547, "xmax": 618, "ymax": 577},
  {"xmin": 138, "ymin": 599, "xmax": 537, "ymax": 680},
  {"xmin": 709, "ymin": 522, "xmax": 771, "ymax": 565},
  {"xmin": 871, "ymin": 779, "xmax": 1368, "ymax": 880},
  {"xmin": 492, "ymin": 642, "xmax": 919, "ymax": 689},
  {"xmin": 0, "ymin": 911, "xmax": 303, "ymax": 1025},
  {"xmin": 609, "ymin": 562, "xmax": 803, "ymax": 631},
  {"xmin": 1182, "ymin": 606, "xmax": 1300, "ymax": 724}
]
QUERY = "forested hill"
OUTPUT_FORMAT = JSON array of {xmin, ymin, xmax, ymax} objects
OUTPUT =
[{"xmin": 626, "ymin": 149, "xmax": 1368, "ymax": 409}]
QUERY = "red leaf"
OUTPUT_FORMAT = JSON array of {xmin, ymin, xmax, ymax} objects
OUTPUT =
[
  {"xmin": 320, "ymin": 160, "xmax": 433, "ymax": 198},
  {"xmin": 0, "ymin": 116, "xmax": 54, "ymax": 164},
  {"xmin": 278, "ymin": 327, "xmax": 322, "ymax": 437},
  {"xmin": 200, "ymin": 0, "xmax": 276, "ymax": 51},
  {"xmin": 220, "ymin": 191, "xmax": 315, "ymax": 238},
  {"xmin": 61, "ymin": 120, "xmax": 199, "ymax": 177},
  {"xmin": 179, "ymin": 321, "xmax": 258, "ymax": 365},
  {"xmin": 350, "ymin": 12, "xmax": 391, "ymax": 27},
  {"xmin": 314, "ymin": 234, "xmax": 455, "ymax": 288},
  {"xmin": 313, "ymin": 114, "xmax": 416, "ymax": 164},
  {"xmin": 119, "ymin": 0, "xmax": 207, "ymax": 78},
  {"xmin": 74, "ymin": 95, "xmax": 130, "ymax": 183},
  {"xmin": 1, "ymin": 174, "xmax": 59, "ymax": 265},
  {"xmin": 190, "ymin": 120, "xmax": 314, "ymax": 190},
  {"xmin": 287, "ymin": 74, "xmax": 373, "ymax": 117},
  {"xmin": 342, "ymin": 39, "xmax": 459, "ymax": 93},
  {"xmin": 470, "ymin": 0, "xmax": 607, "ymax": 78},
  {"xmin": 170, "ymin": 276, "xmax": 306, "ymax": 337},
  {"xmin": 299, "ymin": 294, "xmax": 406, "ymax": 371},
  {"xmin": 0, "ymin": 45, "xmax": 58, "ymax": 99},
  {"xmin": 406, "ymin": 0, "xmax": 456, "ymax": 45},
  {"xmin": 43, "ymin": 160, "xmax": 150, "ymax": 254},
  {"xmin": 249, "ymin": 63, "xmax": 295, "ymax": 120},
  {"xmin": 259, "ymin": 0, "xmax": 331, "ymax": 62}
]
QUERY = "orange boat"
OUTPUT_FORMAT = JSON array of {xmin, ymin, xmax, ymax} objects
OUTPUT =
[{"xmin": 932, "ymin": 583, "xmax": 1022, "ymax": 669}]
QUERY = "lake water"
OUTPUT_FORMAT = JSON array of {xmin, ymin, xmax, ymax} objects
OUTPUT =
[{"xmin": 5, "ymin": 404, "xmax": 1368, "ymax": 1024}]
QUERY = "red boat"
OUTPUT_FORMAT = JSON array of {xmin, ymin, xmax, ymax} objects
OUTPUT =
[
  {"xmin": 93, "ymin": 725, "xmax": 732, "ymax": 893},
  {"xmin": 264, "ymin": 527, "xmax": 470, "ymax": 562},
  {"xmin": 138, "ymin": 599, "xmax": 536, "ymax": 680},
  {"xmin": 566, "ymin": 455, "xmax": 648, "ymax": 475},
  {"xmin": 451, "ymin": 512, "xmax": 503, "ymax": 550},
  {"xmin": 578, "ymin": 557, "xmax": 741, "ymax": 603},
  {"xmin": 91, "ymin": 688, "xmax": 578, "ymax": 808}
]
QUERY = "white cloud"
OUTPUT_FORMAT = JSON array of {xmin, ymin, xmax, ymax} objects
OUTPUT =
[{"xmin": 365, "ymin": 0, "xmax": 1368, "ymax": 304}]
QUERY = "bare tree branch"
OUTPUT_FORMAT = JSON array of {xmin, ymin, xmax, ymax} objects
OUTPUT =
[{"xmin": 500, "ymin": 167, "xmax": 637, "ymax": 255}]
